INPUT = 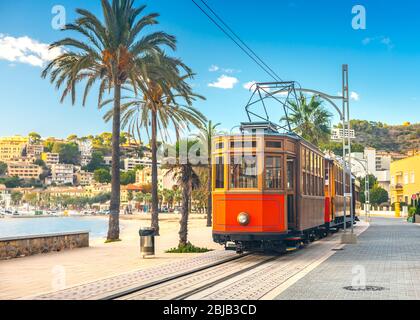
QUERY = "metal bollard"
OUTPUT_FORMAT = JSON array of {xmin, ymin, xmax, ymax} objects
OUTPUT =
[{"xmin": 139, "ymin": 227, "xmax": 155, "ymax": 258}]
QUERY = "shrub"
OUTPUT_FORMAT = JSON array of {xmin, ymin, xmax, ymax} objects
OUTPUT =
[
  {"xmin": 409, "ymin": 207, "xmax": 416, "ymax": 217},
  {"xmin": 166, "ymin": 243, "xmax": 213, "ymax": 253}
]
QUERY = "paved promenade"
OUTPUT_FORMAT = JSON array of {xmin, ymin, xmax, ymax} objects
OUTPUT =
[
  {"xmin": 0, "ymin": 217, "xmax": 222, "ymax": 300},
  {"xmin": 276, "ymin": 217, "xmax": 420, "ymax": 300}
]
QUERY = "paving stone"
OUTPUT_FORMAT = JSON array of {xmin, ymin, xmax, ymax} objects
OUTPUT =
[
  {"xmin": 30, "ymin": 250, "xmax": 236, "ymax": 300},
  {"xmin": 276, "ymin": 218, "xmax": 420, "ymax": 300}
]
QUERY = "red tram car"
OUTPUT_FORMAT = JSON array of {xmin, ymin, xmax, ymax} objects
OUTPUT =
[{"xmin": 212, "ymin": 122, "xmax": 360, "ymax": 253}]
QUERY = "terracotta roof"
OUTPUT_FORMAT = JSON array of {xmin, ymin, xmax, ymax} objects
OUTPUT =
[{"xmin": 125, "ymin": 184, "xmax": 143, "ymax": 191}]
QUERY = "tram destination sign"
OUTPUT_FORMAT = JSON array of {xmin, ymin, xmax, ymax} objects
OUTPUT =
[{"xmin": 331, "ymin": 128, "xmax": 356, "ymax": 141}]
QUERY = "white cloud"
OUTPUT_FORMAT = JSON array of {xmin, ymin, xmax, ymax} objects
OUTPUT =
[
  {"xmin": 0, "ymin": 34, "xmax": 64, "ymax": 67},
  {"xmin": 223, "ymin": 68, "xmax": 241, "ymax": 74},
  {"xmin": 208, "ymin": 75, "xmax": 239, "ymax": 89},
  {"xmin": 243, "ymin": 81, "xmax": 257, "ymax": 91},
  {"xmin": 362, "ymin": 38, "xmax": 372, "ymax": 45},
  {"xmin": 350, "ymin": 91, "xmax": 360, "ymax": 101},
  {"xmin": 209, "ymin": 65, "xmax": 219, "ymax": 72},
  {"xmin": 362, "ymin": 36, "xmax": 394, "ymax": 50},
  {"xmin": 337, "ymin": 91, "xmax": 360, "ymax": 101},
  {"xmin": 243, "ymin": 81, "xmax": 273, "ymax": 94},
  {"xmin": 209, "ymin": 64, "xmax": 240, "ymax": 74}
]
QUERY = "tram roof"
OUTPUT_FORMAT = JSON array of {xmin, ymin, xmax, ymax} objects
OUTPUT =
[{"xmin": 215, "ymin": 122, "xmax": 302, "ymax": 139}]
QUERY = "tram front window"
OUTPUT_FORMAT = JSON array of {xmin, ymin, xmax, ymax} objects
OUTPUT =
[
  {"xmin": 265, "ymin": 156, "xmax": 282, "ymax": 189},
  {"xmin": 215, "ymin": 156, "xmax": 224, "ymax": 189},
  {"xmin": 230, "ymin": 155, "xmax": 258, "ymax": 189}
]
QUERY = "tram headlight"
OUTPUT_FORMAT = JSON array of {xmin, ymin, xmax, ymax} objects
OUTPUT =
[{"xmin": 237, "ymin": 212, "xmax": 250, "ymax": 226}]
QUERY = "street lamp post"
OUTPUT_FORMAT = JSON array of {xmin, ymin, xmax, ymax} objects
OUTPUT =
[{"xmin": 349, "ymin": 157, "xmax": 370, "ymax": 222}]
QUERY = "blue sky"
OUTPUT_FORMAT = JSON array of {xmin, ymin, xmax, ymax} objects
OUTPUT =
[{"xmin": 0, "ymin": 0, "xmax": 420, "ymax": 138}]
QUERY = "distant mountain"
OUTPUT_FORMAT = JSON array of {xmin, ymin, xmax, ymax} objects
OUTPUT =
[{"xmin": 349, "ymin": 120, "xmax": 420, "ymax": 153}]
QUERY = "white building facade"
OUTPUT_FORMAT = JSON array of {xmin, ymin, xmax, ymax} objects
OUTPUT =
[
  {"xmin": 350, "ymin": 148, "xmax": 398, "ymax": 194},
  {"xmin": 49, "ymin": 164, "xmax": 75, "ymax": 185},
  {"xmin": 124, "ymin": 157, "xmax": 161, "ymax": 172}
]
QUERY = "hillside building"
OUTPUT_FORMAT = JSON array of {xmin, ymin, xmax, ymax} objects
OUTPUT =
[
  {"xmin": 6, "ymin": 161, "xmax": 42, "ymax": 180},
  {"xmin": 0, "ymin": 136, "xmax": 28, "ymax": 162},
  {"xmin": 41, "ymin": 152, "xmax": 60, "ymax": 167},
  {"xmin": 390, "ymin": 154, "xmax": 420, "ymax": 206},
  {"xmin": 48, "ymin": 164, "xmax": 75, "ymax": 185}
]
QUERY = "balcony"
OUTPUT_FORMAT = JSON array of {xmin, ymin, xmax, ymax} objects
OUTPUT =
[{"xmin": 391, "ymin": 184, "xmax": 404, "ymax": 192}]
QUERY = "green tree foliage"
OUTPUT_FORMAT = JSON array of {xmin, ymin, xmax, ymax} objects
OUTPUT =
[
  {"xmin": 84, "ymin": 151, "xmax": 106, "ymax": 172},
  {"xmin": 11, "ymin": 191, "xmax": 23, "ymax": 205},
  {"xmin": 0, "ymin": 176, "xmax": 21, "ymax": 188},
  {"xmin": 94, "ymin": 168, "xmax": 111, "ymax": 184},
  {"xmin": 127, "ymin": 190, "xmax": 134, "ymax": 202},
  {"xmin": 0, "ymin": 162, "xmax": 7, "ymax": 176},
  {"xmin": 162, "ymin": 189, "xmax": 175, "ymax": 209},
  {"xmin": 359, "ymin": 174, "xmax": 378, "ymax": 204},
  {"xmin": 52, "ymin": 142, "xmax": 80, "ymax": 165},
  {"xmin": 121, "ymin": 170, "xmax": 136, "ymax": 185},
  {"xmin": 50, "ymin": 193, "xmax": 111, "ymax": 209},
  {"xmin": 166, "ymin": 139, "xmax": 202, "ymax": 246},
  {"xmin": 43, "ymin": 139, "xmax": 55, "ymax": 152},
  {"xmin": 41, "ymin": 0, "xmax": 204, "ymax": 242},
  {"xmin": 370, "ymin": 187, "xmax": 389, "ymax": 205},
  {"xmin": 196, "ymin": 120, "xmax": 220, "ymax": 226},
  {"xmin": 282, "ymin": 94, "xmax": 332, "ymax": 146},
  {"xmin": 34, "ymin": 159, "xmax": 47, "ymax": 169},
  {"xmin": 320, "ymin": 142, "xmax": 365, "ymax": 156},
  {"xmin": 67, "ymin": 134, "xmax": 78, "ymax": 142},
  {"xmin": 343, "ymin": 120, "xmax": 420, "ymax": 153},
  {"xmin": 28, "ymin": 132, "xmax": 41, "ymax": 144},
  {"xmin": 23, "ymin": 193, "xmax": 38, "ymax": 206}
]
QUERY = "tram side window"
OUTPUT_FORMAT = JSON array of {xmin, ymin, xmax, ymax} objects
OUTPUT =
[
  {"xmin": 310, "ymin": 152, "xmax": 314, "ymax": 196},
  {"xmin": 287, "ymin": 159, "xmax": 294, "ymax": 189},
  {"xmin": 301, "ymin": 148, "xmax": 306, "ymax": 194},
  {"xmin": 321, "ymin": 159, "xmax": 325, "ymax": 196},
  {"xmin": 215, "ymin": 156, "xmax": 224, "ymax": 189},
  {"xmin": 266, "ymin": 156, "xmax": 282, "ymax": 189},
  {"xmin": 230, "ymin": 155, "xmax": 258, "ymax": 189}
]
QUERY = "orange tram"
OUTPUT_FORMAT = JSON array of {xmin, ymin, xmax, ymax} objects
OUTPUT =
[{"xmin": 212, "ymin": 122, "xmax": 361, "ymax": 253}]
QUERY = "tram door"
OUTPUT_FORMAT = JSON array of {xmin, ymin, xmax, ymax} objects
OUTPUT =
[{"xmin": 286, "ymin": 157, "xmax": 297, "ymax": 230}]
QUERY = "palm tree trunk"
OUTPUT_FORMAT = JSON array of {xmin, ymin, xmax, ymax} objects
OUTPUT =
[
  {"xmin": 107, "ymin": 82, "xmax": 121, "ymax": 241},
  {"xmin": 206, "ymin": 133, "xmax": 212, "ymax": 227},
  {"xmin": 151, "ymin": 108, "xmax": 160, "ymax": 235},
  {"xmin": 207, "ymin": 163, "xmax": 212, "ymax": 227},
  {"xmin": 179, "ymin": 178, "xmax": 190, "ymax": 247}
]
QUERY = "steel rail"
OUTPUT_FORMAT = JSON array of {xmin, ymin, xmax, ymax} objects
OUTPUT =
[
  {"xmin": 101, "ymin": 252, "xmax": 251, "ymax": 300},
  {"xmin": 172, "ymin": 255, "xmax": 280, "ymax": 300}
]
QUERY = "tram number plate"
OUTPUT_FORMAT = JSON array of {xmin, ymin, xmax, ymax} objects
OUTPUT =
[{"xmin": 344, "ymin": 193, "xmax": 353, "ymax": 197}]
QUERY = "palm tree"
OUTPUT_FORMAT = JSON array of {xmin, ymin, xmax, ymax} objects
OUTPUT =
[
  {"xmin": 162, "ymin": 189, "xmax": 174, "ymax": 209},
  {"xmin": 41, "ymin": 0, "xmax": 176, "ymax": 241},
  {"xmin": 166, "ymin": 139, "xmax": 202, "ymax": 247},
  {"xmin": 174, "ymin": 188, "xmax": 182, "ymax": 207},
  {"xmin": 196, "ymin": 121, "xmax": 220, "ymax": 227},
  {"xmin": 282, "ymin": 94, "xmax": 332, "ymax": 146},
  {"xmin": 103, "ymin": 53, "xmax": 206, "ymax": 235}
]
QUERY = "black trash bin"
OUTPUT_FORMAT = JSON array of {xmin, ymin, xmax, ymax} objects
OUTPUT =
[{"xmin": 139, "ymin": 227, "xmax": 155, "ymax": 258}]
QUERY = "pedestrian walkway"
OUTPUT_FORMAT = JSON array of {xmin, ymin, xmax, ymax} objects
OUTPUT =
[
  {"xmin": 0, "ymin": 218, "xmax": 222, "ymax": 300},
  {"xmin": 276, "ymin": 217, "xmax": 420, "ymax": 300}
]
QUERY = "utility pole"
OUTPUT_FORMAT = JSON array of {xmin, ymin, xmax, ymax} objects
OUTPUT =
[
  {"xmin": 341, "ymin": 64, "xmax": 357, "ymax": 244},
  {"xmin": 342, "ymin": 65, "xmax": 349, "ymax": 233}
]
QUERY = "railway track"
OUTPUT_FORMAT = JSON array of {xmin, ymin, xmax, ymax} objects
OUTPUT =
[
  {"xmin": 107, "ymin": 253, "xmax": 280, "ymax": 300},
  {"xmin": 31, "ymin": 222, "xmax": 368, "ymax": 301},
  {"xmin": 107, "ymin": 225, "xmax": 370, "ymax": 301}
]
